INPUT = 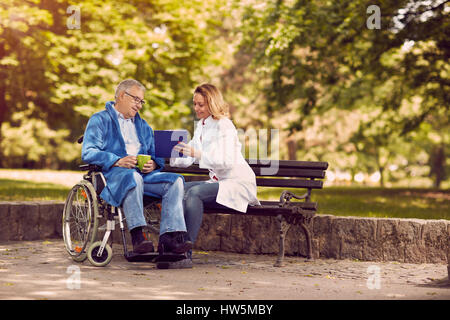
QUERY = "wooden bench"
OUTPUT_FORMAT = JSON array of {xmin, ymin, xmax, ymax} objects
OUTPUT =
[
  {"xmin": 162, "ymin": 159, "xmax": 328, "ymax": 266},
  {"xmin": 79, "ymin": 154, "xmax": 328, "ymax": 266}
]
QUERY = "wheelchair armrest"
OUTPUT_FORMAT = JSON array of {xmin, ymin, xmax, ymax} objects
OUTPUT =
[{"xmin": 92, "ymin": 172, "xmax": 107, "ymax": 195}]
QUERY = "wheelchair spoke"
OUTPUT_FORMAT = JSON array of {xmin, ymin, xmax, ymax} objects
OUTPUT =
[{"xmin": 63, "ymin": 183, "xmax": 98, "ymax": 258}]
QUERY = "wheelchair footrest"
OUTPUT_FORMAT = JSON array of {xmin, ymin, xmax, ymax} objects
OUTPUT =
[
  {"xmin": 125, "ymin": 252, "xmax": 159, "ymax": 262},
  {"xmin": 124, "ymin": 252, "xmax": 186, "ymax": 263},
  {"xmin": 154, "ymin": 252, "xmax": 187, "ymax": 263}
]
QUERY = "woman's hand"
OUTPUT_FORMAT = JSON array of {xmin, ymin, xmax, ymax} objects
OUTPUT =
[
  {"xmin": 173, "ymin": 142, "xmax": 202, "ymax": 159},
  {"xmin": 141, "ymin": 160, "xmax": 157, "ymax": 174}
]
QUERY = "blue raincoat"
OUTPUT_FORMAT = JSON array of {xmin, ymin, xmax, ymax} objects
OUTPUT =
[{"xmin": 81, "ymin": 101, "xmax": 183, "ymax": 207}]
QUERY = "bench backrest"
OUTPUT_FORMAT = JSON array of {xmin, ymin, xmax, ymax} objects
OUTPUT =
[
  {"xmin": 79, "ymin": 159, "xmax": 329, "ymax": 192},
  {"xmin": 162, "ymin": 159, "xmax": 328, "ymax": 190}
]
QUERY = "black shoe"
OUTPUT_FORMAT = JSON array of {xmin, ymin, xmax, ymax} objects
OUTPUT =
[
  {"xmin": 158, "ymin": 232, "xmax": 193, "ymax": 254},
  {"xmin": 133, "ymin": 240, "xmax": 155, "ymax": 253},
  {"xmin": 131, "ymin": 227, "xmax": 154, "ymax": 254}
]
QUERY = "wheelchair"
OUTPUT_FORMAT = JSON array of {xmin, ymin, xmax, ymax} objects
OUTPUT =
[{"xmin": 62, "ymin": 162, "xmax": 186, "ymax": 268}]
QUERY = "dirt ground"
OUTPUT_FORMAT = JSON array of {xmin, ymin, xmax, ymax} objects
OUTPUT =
[{"xmin": 0, "ymin": 240, "xmax": 448, "ymax": 301}]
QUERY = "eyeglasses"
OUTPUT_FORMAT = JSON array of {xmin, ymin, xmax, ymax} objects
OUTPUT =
[{"xmin": 124, "ymin": 91, "xmax": 146, "ymax": 106}]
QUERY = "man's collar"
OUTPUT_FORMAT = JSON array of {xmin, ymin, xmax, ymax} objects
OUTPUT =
[{"xmin": 113, "ymin": 103, "xmax": 135, "ymax": 122}]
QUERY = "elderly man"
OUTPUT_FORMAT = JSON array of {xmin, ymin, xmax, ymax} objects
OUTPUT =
[{"xmin": 81, "ymin": 79, "xmax": 192, "ymax": 255}]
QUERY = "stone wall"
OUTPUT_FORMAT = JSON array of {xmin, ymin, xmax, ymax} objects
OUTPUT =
[
  {"xmin": 0, "ymin": 201, "xmax": 449, "ymax": 264},
  {"xmin": 194, "ymin": 214, "xmax": 450, "ymax": 264},
  {"xmin": 0, "ymin": 202, "xmax": 64, "ymax": 241}
]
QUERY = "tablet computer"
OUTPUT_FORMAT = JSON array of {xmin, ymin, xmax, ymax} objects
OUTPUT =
[{"xmin": 154, "ymin": 130, "xmax": 189, "ymax": 158}]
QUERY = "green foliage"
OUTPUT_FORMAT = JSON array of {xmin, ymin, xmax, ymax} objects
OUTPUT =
[
  {"xmin": 231, "ymin": 0, "xmax": 449, "ymax": 187},
  {"xmin": 238, "ymin": 0, "xmax": 448, "ymax": 128},
  {"xmin": 0, "ymin": 0, "xmax": 224, "ymax": 168},
  {"xmin": 0, "ymin": 103, "xmax": 80, "ymax": 168},
  {"xmin": 0, "ymin": 0, "xmax": 448, "ymax": 189}
]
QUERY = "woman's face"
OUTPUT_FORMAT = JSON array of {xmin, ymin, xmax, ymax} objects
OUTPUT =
[{"xmin": 193, "ymin": 93, "xmax": 211, "ymax": 120}]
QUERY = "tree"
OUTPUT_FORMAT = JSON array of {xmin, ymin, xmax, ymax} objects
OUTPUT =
[
  {"xmin": 237, "ymin": 0, "xmax": 448, "ymax": 137},
  {"xmin": 232, "ymin": 0, "xmax": 449, "ymax": 186},
  {"xmin": 0, "ymin": 0, "xmax": 225, "ymax": 168},
  {"xmin": 0, "ymin": 0, "xmax": 54, "ymax": 160}
]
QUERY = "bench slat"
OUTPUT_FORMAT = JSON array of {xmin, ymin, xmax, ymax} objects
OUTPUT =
[
  {"xmin": 259, "ymin": 200, "xmax": 317, "ymax": 210},
  {"xmin": 164, "ymin": 158, "xmax": 328, "ymax": 170},
  {"xmin": 163, "ymin": 166, "xmax": 208, "ymax": 175},
  {"xmin": 256, "ymin": 178, "xmax": 323, "ymax": 189},
  {"xmin": 179, "ymin": 175, "xmax": 323, "ymax": 189},
  {"xmin": 246, "ymin": 159, "xmax": 329, "ymax": 170},
  {"xmin": 204, "ymin": 202, "xmax": 317, "ymax": 216},
  {"xmin": 164, "ymin": 166, "xmax": 325, "ymax": 178},
  {"xmin": 252, "ymin": 167, "xmax": 326, "ymax": 178}
]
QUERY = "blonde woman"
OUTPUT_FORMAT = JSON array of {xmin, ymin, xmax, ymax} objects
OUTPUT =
[{"xmin": 171, "ymin": 83, "xmax": 260, "ymax": 256}]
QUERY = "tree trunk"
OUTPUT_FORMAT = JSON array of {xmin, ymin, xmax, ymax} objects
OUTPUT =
[
  {"xmin": 430, "ymin": 144, "xmax": 446, "ymax": 189},
  {"xmin": 379, "ymin": 167, "xmax": 385, "ymax": 188},
  {"xmin": 287, "ymin": 138, "xmax": 297, "ymax": 160},
  {"xmin": 0, "ymin": 41, "xmax": 7, "ymax": 167}
]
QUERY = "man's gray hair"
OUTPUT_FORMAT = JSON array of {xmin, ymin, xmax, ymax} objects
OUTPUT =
[{"xmin": 115, "ymin": 79, "xmax": 146, "ymax": 100}]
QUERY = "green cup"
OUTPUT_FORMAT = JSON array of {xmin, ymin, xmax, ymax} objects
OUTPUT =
[{"xmin": 137, "ymin": 154, "xmax": 152, "ymax": 171}]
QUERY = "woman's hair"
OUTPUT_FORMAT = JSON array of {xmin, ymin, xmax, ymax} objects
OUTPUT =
[{"xmin": 194, "ymin": 83, "xmax": 230, "ymax": 119}]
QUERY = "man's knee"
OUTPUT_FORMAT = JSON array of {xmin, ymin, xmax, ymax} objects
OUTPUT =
[
  {"xmin": 123, "ymin": 172, "xmax": 143, "ymax": 201},
  {"xmin": 170, "ymin": 177, "xmax": 184, "ymax": 192},
  {"xmin": 132, "ymin": 171, "xmax": 144, "ymax": 187}
]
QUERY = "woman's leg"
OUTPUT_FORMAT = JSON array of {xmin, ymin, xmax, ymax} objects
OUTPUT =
[{"xmin": 183, "ymin": 182, "xmax": 220, "ymax": 243}]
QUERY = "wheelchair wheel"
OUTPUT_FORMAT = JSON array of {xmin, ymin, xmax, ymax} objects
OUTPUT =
[
  {"xmin": 62, "ymin": 181, "xmax": 99, "ymax": 262},
  {"xmin": 143, "ymin": 200, "xmax": 161, "ymax": 245},
  {"xmin": 87, "ymin": 241, "xmax": 113, "ymax": 267}
]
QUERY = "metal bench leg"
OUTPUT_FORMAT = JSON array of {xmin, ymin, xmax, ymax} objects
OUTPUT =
[
  {"xmin": 274, "ymin": 214, "xmax": 291, "ymax": 267},
  {"xmin": 447, "ymin": 265, "xmax": 449, "ymax": 283},
  {"xmin": 300, "ymin": 221, "xmax": 313, "ymax": 260}
]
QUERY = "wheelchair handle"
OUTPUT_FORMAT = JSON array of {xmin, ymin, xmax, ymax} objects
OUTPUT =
[{"xmin": 77, "ymin": 136, "xmax": 102, "ymax": 172}]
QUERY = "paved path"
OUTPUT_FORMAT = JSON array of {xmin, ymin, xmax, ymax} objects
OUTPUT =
[{"xmin": 0, "ymin": 240, "xmax": 448, "ymax": 300}]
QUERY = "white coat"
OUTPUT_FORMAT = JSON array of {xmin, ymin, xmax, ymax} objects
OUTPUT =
[{"xmin": 170, "ymin": 116, "xmax": 260, "ymax": 212}]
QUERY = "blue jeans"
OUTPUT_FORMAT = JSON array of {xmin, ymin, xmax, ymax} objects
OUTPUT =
[
  {"xmin": 122, "ymin": 172, "xmax": 187, "ymax": 235},
  {"xmin": 183, "ymin": 181, "xmax": 228, "ymax": 243}
]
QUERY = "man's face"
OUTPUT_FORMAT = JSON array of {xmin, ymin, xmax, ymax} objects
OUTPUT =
[{"xmin": 116, "ymin": 85, "xmax": 145, "ymax": 119}]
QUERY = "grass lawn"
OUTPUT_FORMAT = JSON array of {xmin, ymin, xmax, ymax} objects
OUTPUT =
[
  {"xmin": 258, "ymin": 186, "xmax": 450, "ymax": 220},
  {"xmin": 0, "ymin": 177, "xmax": 448, "ymax": 220},
  {"xmin": 0, "ymin": 179, "xmax": 70, "ymax": 201}
]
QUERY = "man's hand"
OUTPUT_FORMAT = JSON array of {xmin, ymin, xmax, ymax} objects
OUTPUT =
[
  {"xmin": 114, "ymin": 155, "xmax": 137, "ymax": 169},
  {"xmin": 141, "ymin": 160, "xmax": 157, "ymax": 174}
]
